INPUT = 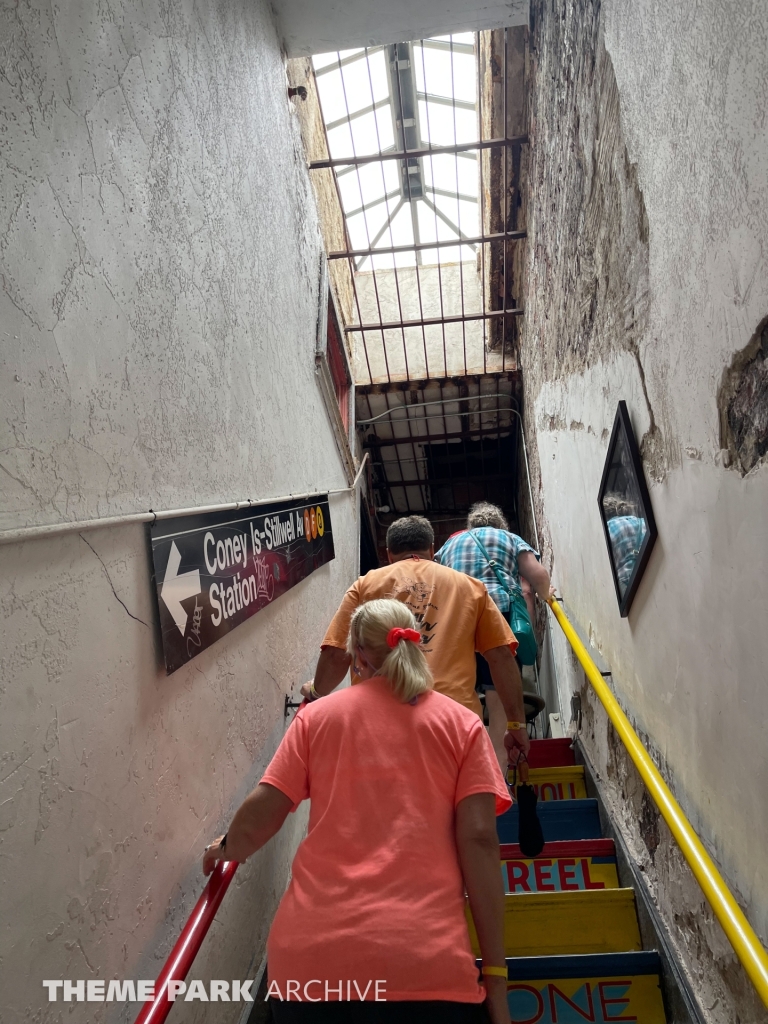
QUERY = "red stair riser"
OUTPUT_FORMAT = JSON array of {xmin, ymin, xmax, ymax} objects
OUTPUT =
[
  {"xmin": 526, "ymin": 738, "xmax": 576, "ymax": 769},
  {"xmin": 499, "ymin": 840, "xmax": 615, "ymax": 860},
  {"xmin": 502, "ymin": 856, "xmax": 615, "ymax": 894}
]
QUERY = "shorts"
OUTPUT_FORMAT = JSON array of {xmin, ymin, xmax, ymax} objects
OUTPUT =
[{"xmin": 475, "ymin": 652, "xmax": 522, "ymax": 693}]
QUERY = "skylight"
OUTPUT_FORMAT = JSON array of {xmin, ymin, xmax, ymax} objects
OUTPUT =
[{"xmin": 312, "ymin": 36, "xmax": 479, "ymax": 271}]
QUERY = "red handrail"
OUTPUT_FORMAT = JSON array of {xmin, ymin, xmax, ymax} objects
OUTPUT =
[{"xmin": 135, "ymin": 860, "xmax": 238, "ymax": 1024}]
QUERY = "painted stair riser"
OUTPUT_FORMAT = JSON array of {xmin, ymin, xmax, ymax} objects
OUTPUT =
[
  {"xmin": 502, "ymin": 855, "xmax": 618, "ymax": 894},
  {"xmin": 497, "ymin": 799, "xmax": 602, "ymax": 845},
  {"xmin": 504, "ymin": 973, "xmax": 665, "ymax": 1024},
  {"xmin": 495, "ymin": 953, "xmax": 666, "ymax": 1024},
  {"xmin": 506, "ymin": 767, "xmax": 587, "ymax": 801},
  {"xmin": 467, "ymin": 890, "xmax": 642, "ymax": 958},
  {"xmin": 526, "ymin": 738, "xmax": 577, "ymax": 769}
]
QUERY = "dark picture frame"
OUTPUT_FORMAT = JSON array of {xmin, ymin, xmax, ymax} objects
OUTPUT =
[{"xmin": 598, "ymin": 401, "xmax": 658, "ymax": 617}]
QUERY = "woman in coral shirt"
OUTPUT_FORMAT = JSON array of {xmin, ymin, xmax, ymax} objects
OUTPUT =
[{"xmin": 203, "ymin": 599, "xmax": 512, "ymax": 1024}]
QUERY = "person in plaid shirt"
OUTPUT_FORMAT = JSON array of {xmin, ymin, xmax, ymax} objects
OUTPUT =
[
  {"xmin": 604, "ymin": 496, "xmax": 648, "ymax": 597},
  {"xmin": 435, "ymin": 502, "xmax": 553, "ymax": 768}
]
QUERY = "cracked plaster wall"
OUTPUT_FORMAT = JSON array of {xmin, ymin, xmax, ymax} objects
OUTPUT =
[
  {"xmin": 0, "ymin": 0, "xmax": 359, "ymax": 1019},
  {"xmin": 522, "ymin": 0, "xmax": 768, "ymax": 1020}
]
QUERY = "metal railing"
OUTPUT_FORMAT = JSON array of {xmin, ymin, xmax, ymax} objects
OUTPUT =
[
  {"xmin": 548, "ymin": 597, "xmax": 768, "ymax": 1010},
  {"xmin": 134, "ymin": 861, "xmax": 238, "ymax": 1024}
]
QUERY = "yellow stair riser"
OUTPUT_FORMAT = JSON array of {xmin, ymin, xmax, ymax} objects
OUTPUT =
[
  {"xmin": 506, "ymin": 973, "xmax": 666, "ymax": 1023},
  {"xmin": 502, "ymin": 855, "xmax": 619, "ymax": 893},
  {"xmin": 506, "ymin": 765, "xmax": 587, "ymax": 800},
  {"xmin": 467, "ymin": 890, "xmax": 642, "ymax": 958}
]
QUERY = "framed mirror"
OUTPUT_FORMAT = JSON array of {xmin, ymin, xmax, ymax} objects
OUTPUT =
[{"xmin": 598, "ymin": 401, "xmax": 658, "ymax": 616}]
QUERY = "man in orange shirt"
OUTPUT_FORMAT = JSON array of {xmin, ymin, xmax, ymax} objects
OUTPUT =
[{"xmin": 302, "ymin": 515, "xmax": 530, "ymax": 762}]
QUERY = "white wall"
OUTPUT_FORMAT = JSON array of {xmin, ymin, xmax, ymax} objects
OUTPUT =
[
  {"xmin": 0, "ymin": 0, "xmax": 358, "ymax": 1019},
  {"xmin": 272, "ymin": 0, "xmax": 528, "ymax": 57},
  {"xmin": 525, "ymin": 0, "xmax": 768, "ymax": 1017}
]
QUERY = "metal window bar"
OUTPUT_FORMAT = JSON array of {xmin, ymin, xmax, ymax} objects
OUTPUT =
[
  {"xmin": 389, "ymin": 40, "xmax": 431, "ymax": 378},
  {"xmin": 345, "ymin": 309, "xmax": 523, "ymax": 332},
  {"xmin": 308, "ymin": 137, "xmax": 527, "ymax": 169},
  {"xmin": 415, "ymin": 42, "xmax": 450, "ymax": 377},
  {"xmin": 327, "ymin": 231, "xmax": 525, "ymax": 261},
  {"xmin": 396, "ymin": 42, "xmax": 433, "ymax": 371},
  {"xmin": 449, "ymin": 34, "xmax": 469, "ymax": 377},
  {"xmin": 369, "ymin": 44, "xmax": 417, "ymax": 380}
]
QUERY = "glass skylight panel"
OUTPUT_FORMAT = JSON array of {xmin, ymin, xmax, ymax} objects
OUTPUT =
[
  {"xmin": 365, "ymin": 50, "xmax": 390, "ymax": 103},
  {"xmin": 315, "ymin": 69, "xmax": 352, "ymax": 125},
  {"xmin": 413, "ymin": 47, "xmax": 476, "ymax": 106},
  {"xmin": 313, "ymin": 35, "xmax": 480, "ymax": 271},
  {"xmin": 423, "ymin": 153, "xmax": 477, "ymax": 196},
  {"xmin": 326, "ymin": 110, "xmax": 393, "ymax": 160},
  {"xmin": 418, "ymin": 102, "xmax": 477, "ymax": 146},
  {"xmin": 347, "ymin": 199, "xmax": 398, "ymax": 249}
]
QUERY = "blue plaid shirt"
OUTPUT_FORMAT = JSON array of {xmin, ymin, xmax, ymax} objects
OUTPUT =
[
  {"xmin": 434, "ymin": 527, "xmax": 539, "ymax": 613},
  {"xmin": 607, "ymin": 515, "xmax": 647, "ymax": 592}
]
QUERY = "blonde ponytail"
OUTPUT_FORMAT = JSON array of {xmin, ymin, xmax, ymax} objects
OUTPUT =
[{"xmin": 347, "ymin": 599, "xmax": 433, "ymax": 702}]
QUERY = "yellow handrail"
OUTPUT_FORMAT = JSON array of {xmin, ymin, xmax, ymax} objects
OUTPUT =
[{"xmin": 548, "ymin": 597, "xmax": 768, "ymax": 1009}]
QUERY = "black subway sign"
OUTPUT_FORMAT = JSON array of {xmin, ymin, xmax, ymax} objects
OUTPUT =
[{"xmin": 150, "ymin": 495, "xmax": 334, "ymax": 674}]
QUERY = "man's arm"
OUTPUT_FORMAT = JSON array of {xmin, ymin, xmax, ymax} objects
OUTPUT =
[
  {"xmin": 299, "ymin": 581, "xmax": 360, "ymax": 699},
  {"xmin": 518, "ymin": 550, "xmax": 554, "ymax": 602},
  {"xmin": 300, "ymin": 646, "xmax": 352, "ymax": 698},
  {"xmin": 482, "ymin": 644, "xmax": 530, "ymax": 758}
]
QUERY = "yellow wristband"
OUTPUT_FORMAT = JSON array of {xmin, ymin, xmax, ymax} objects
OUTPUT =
[
  {"xmin": 482, "ymin": 966, "xmax": 508, "ymax": 978},
  {"xmin": 507, "ymin": 721, "xmax": 525, "ymax": 730}
]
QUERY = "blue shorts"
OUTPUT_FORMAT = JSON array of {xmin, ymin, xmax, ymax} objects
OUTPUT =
[{"xmin": 476, "ymin": 652, "xmax": 523, "ymax": 692}]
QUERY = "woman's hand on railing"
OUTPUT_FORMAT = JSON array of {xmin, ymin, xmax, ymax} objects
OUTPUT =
[{"xmin": 202, "ymin": 835, "xmax": 229, "ymax": 876}]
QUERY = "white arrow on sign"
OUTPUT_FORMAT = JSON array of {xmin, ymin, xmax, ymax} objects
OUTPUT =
[{"xmin": 161, "ymin": 541, "xmax": 201, "ymax": 636}]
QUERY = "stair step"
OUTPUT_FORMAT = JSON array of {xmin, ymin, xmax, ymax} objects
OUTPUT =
[
  {"xmin": 499, "ymin": 839, "xmax": 615, "ymax": 860},
  {"xmin": 493, "ymin": 951, "xmax": 666, "ymax": 1023},
  {"xmin": 507, "ymin": 765, "xmax": 587, "ymax": 800},
  {"xmin": 467, "ymin": 889, "xmax": 642, "ymax": 958},
  {"xmin": 500, "ymin": 838, "xmax": 618, "ymax": 893},
  {"xmin": 497, "ymin": 798, "xmax": 602, "ymax": 844},
  {"xmin": 526, "ymin": 737, "xmax": 576, "ymax": 768}
]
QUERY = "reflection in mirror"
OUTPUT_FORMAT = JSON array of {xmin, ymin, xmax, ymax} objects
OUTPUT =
[{"xmin": 597, "ymin": 402, "xmax": 658, "ymax": 616}]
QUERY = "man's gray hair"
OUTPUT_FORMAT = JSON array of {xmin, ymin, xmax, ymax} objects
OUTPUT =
[
  {"xmin": 466, "ymin": 502, "xmax": 509, "ymax": 531},
  {"xmin": 385, "ymin": 516, "xmax": 435, "ymax": 554}
]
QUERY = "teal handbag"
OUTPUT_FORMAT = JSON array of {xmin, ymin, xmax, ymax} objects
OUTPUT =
[{"xmin": 468, "ymin": 531, "xmax": 538, "ymax": 665}]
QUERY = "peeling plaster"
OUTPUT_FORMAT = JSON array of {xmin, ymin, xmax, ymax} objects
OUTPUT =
[{"xmin": 522, "ymin": 0, "xmax": 768, "ymax": 1020}]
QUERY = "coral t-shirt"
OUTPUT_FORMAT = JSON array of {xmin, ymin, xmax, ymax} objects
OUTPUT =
[
  {"xmin": 263, "ymin": 678, "xmax": 512, "ymax": 1002},
  {"xmin": 321, "ymin": 558, "xmax": 516, "ymax": 717}
]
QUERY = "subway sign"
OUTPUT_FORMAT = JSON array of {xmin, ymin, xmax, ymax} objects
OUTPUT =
[{"xmin": 150, "ymin": 495, "xmax": 334, "ymax": 674}]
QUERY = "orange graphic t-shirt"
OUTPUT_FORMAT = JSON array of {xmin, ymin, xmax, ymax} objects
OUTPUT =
[
  {"xmin": 263, "ymin": 678, "xmax": 512, "ymax": 1001},
  {"xmin": 321, "ymin": 557, "xmax": 516, "ymax": 717}
]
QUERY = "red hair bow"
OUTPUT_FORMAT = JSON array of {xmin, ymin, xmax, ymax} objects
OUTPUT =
[{"xmin": 386, "ymin": 627, "xmax": 421, "ymax": 648}]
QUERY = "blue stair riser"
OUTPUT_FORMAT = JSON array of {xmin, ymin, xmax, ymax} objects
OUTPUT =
[
  {"xmin": 497, "ymin": 799, "xmax": 602, "ymax": 845},
  {"xmin": 480, "ymin": 953, "xmax": 665, "ymax": 1024},
  {"xmin": 506, "ymin": 976, "xmax": 664, "ymax": 1024}
]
